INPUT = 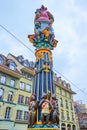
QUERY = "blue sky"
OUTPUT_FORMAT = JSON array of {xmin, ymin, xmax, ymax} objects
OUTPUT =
[{"xmin": 0, "ymin": 0, "xmax": 87, "ymax": 105}]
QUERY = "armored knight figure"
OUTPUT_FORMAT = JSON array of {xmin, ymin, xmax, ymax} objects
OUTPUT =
[{"xmin": 50, "ymin": 94, "xmax": 59, "ymax": 125}]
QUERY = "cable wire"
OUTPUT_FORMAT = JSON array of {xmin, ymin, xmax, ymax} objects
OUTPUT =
[
  {"xmin": 0, "ymin": 24, "xmax": 87, "ymax": 102},
  {"xmin": 0, "ymin": 24, "xmax": 34, "ymax": 54}
]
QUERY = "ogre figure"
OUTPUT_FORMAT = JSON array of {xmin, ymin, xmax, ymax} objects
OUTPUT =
[{"xmin": 39, "ymin": 93, "xmax": 52, "ymax": 125}]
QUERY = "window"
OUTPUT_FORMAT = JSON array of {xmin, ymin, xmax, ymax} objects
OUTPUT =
[
  {"xmin": 18, "ymin": 95, "xmax": 24, "ymax": 104},
  {"xmin": 64, "ymin": 91, "xmax": 67, "ymax": 96},
  {"xmin": 23, "ymin": 60, "xmax": 29, "ymax": 67},
  {"xmin": 0, "ymin": 56, "xmax": 3, "ymax": 65},
  {"xmin": 27, "ymin": 74, "xmax": 32, "ymax": 80},
  {"xmin": 25, "ymin": 97, "xmax": 29, "ymax": 105},
  {"xmin": 26, "ymin": 84, "xmax": 31, "ymax": 92},
  {"xmin": 63, "ymin": 81, "xmax": 66, "ymax": 87},
  {"xmin": 72, "ymin": 113, "xmax": 74, "ymax": 121},
  {"xmin": 58, "ymin": 77, "xmax": 61, "ymax": 85},
  {"xmin": 0, "ymin": 76, "xmax": 6, "ymax": 84},
  {"xmin": 5, "ymin": 107, "xmax": 11, "ymax": 119},
  {"xmin": 9, "ymin": 62, "xmax": 16, "ymax": 71},
  {"xmin": 16, "ymin": 110, "xmax": 22, "ymax": 120},
  {"xmin": 10, "ymin": 79, "xmax": 15, "ymax": 87},
  {"xmin": 8, "ymin": 91, "xmax": 13, "ymax": 102},
  {"xmin": 61, "ymin": 111, "xmax": 64, "ymax": 119},
  {"xmin": 65, "ymin": 100, "xmax": 68, "ymax": 109},
  {"xmin": 29, "ymin": 61, "xmax": 34, "ymax": 68},
  {"xmin": 0, "ymin": 88, "xmax": 4, "ymax": 100},
  {"xmin": 59, "ymin": 88, "xmax": 62, "ymax": 94},
  {"xmin": 24, "ymin": 111, "xmax": 28, "ymax": 120},
  {"xmin": 66, "ymin": 83, "xmax": 71, "ymax": 89},
  {"xmin": 20, "ymin": 82, "xmax": 25, "ymax": 90},
  {"xmin": 67, "ymin": 112, "xmax": 70, "ymax": 120},
  {"xmin": 69, "ymin": 94, "xmax": 71, "ymax": 99},
  {"xmin": 60, "ymin": 98, "xmax": 63, "ymax": 107},
  {"xmin": 17, "ymin": 55, "xmax": 23, "ymax": 62},
  {"xmin": 70, "ymin": 102, "xmax": 73, "ymax": 110}
]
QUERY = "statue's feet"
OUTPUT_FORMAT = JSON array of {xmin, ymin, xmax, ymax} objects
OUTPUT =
[
  {"xmin": 47, "ymin": 124, "xmax": 50, "ymax": 127},
  {"xmin": 40, "ymin": 125, "xmax": 44, "ymax": 128},
  {"xmin": 32, "ymin": 125, "xmax": 35, "ymax": 128}
]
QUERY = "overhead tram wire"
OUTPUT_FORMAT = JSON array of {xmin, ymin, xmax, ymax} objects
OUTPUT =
[
  {"xmin": 53, "ymin": 68, "xmax": 86, "ymax": 93},
  {"xmin": 0, "ymin": 24, "xmax": 87, "ymax": 100},
  {"xmin": 0, "ymin": 24, "xmax": 34, "ymax": 54}
]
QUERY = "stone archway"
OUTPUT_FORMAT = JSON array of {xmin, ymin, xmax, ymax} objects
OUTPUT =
[
  {"xmin": 67, "ymin": 124, "xmax": 71, "ymax": 130},
  {"xmin": 61, "ymin": 123, "xmax": 66, "ymax": 130},
  {"xmin": 72, "ymin": 125, "xmax": 76, "ymax": 130}
]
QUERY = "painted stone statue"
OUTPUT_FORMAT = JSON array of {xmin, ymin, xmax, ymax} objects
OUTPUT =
[
  {"xmin": 28, "ymin": 5, "xmax": 58, "ymax": 50},
  {"xmin": 39, "ymin": 93, "xmax": 52, "ymax": 125},
  {"xmin": 28, "ymin": 94, "xmax": 38, "ymax": 127},
  {"xmin": 50, "ymin": 94, "xmax": 59, "ymax": 125}
]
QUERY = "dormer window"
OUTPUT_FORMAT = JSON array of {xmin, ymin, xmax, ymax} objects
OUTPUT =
[
  {"xmin": 63, "ymin": 81, "xmax": 66, "ymax": 87},
  {"xmin": 17, "ymin": 55, "xmax": 23, "ymax": 62},
  {"xmin": 29, "ymin": 61, "xmax": 34, "ymax": 68},
  {"xmin": 9, "ymin": 62, "xmax": 16, "ymax": 71},
  {"xmin": 67, "ymin": 83, "xmax": 71, "ymax": 89},
  {"xmin": 58, "ymin": 77, "xmax": 61, "ymax": 85},
  {"xmin": 23, "ymin": 60, "xmax": 29, "ymax": 67},
  {"xmin": 0, "ymin": 56, "xmax": 3, "ymax": 65}
]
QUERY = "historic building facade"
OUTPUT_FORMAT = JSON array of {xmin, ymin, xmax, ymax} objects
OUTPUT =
[
  {"xmin": 54, "ymin": 76, "xmax": 78, "ymax": 130},
  {"xmin": 0, "ymin": 53, "xmax": 34, "ymax": 130},
  {"xmin": 0, "ymin": 53, "xmax": 79, "ymax": 130}
]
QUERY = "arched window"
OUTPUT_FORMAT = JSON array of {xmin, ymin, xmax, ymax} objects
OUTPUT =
[
  {"xmin": 22, "ymin": 60, "xmax": 29, "ymax": 67},
  {"xmin": 67, "ymin": 124, "xmax": 71, "ymax": 130},
  {"xmin": 61, "ymin": 123, "xmax": 66, "ymax": 130},
  {"xmin": 61, "ymin": 123, "xmax": 65, "ymax": 127},
  {"xmin": 29, "ymin": 61, "xmax": 34, "ymax": 68},
  {"xmin": 72, "ymin": 125, "xmax": 76, "ymax": 130},
  {"xmin": 0, "ymin": 56, "xmax": 3, "ymax": 65},
  {"xmin": 17, "ymin": 55, "xmax": 23, "ymax": 62},
  {"xmin": 9, "ymin": 62, "xmax": 16, "ymax": 71},
  {"xmin": 0, "ymin": 88, "xmax": 4, "ymax": 99}
]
